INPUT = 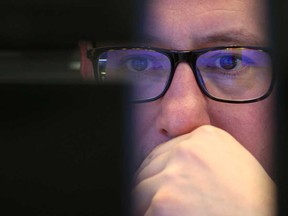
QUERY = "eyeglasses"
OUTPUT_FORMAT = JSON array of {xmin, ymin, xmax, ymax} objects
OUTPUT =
[{"xmin": 87, "ymin": 46, "xmax": 274, "ymax": 103}]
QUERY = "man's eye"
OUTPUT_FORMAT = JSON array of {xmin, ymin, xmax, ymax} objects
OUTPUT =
[
  {"xmin": 207, "ymin": 54, "xmax": 255, "ymax": 72},
  {"xmin": 218, "ymin": 55, "xmax": 239, "ymax": 70},
  {"xmin": 122, "ymin": 56, "xmax": 155, "ymax": 72},
  {"xmin": 128, "ymin": 57, "xmax": 149, "ymax": 71}
]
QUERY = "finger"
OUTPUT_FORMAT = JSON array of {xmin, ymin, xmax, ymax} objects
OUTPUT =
[
  {"xmin": 144, "ymin": 206, "xmax": 153, "ymax": 216},
  {"xmin": 132, "ymin": 174, "xmax": 162, "ymax": 216},
  {"xmin": 137, "ymin": 132, "xmax": 193, "ymax": 175},
  {"xmin": 135, "ymin": 151, "xmax": 170, "ymax": 185}
]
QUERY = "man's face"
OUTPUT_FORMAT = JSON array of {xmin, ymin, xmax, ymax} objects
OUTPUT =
[{"xmin": 133, "ymin": 0, "xmax": 274, "ymax": 176}]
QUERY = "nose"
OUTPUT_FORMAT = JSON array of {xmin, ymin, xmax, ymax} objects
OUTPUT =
[{"xmin": 156, "ymin": 63, "xmax": 211, "ymax": 138}]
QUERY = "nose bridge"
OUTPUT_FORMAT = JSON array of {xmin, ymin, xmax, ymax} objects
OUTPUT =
[
  {"xmin": 169, "ymin": 51, "xmax": 200, "ymax": 93},
  {"xmin": 168, "ymin": 52, "xmax": 202, "ymax": 99},
  {"xmin": 173, "ymin": 51, "xmax": 194, "ymax": 66},
  {"xmin": 171, "ymin": 51, "xmax": 198, "ymax": 80}
]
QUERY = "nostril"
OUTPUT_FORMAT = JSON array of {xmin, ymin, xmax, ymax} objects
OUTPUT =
[{"xmin": 160, "ymin": 128, "xmax": 168, "ymax": 136}]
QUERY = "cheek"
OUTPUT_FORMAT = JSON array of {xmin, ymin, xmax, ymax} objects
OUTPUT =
[
  {"xmin": 133, "ymin": 104, "xmax": 155, "ymax": 141},
  {"xmin": 132, "ymin": 103, "xmax": 161, "ymax": 165},
  {"xmin": 208, "ymin": 97, "xmax": 275, "ymax": 176}
]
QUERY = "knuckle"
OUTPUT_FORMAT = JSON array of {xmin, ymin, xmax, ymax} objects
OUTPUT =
[
  {"xmin": 194, "ymin": 125, "xmax": 219, "ymax": 136},
  {"xmin": 170, "ymin": 140, "xmax": 210, "ymax": 171},
  {"xmin": 149, "ymin": 187, "xmax": 178, "ymax": 215},
  {"xmin": 174, "ymin": 141, "xmax": 191, "ymax": 155},
  {"xmin": 195, "ymin": 125, "xmax": 232, "ymax": 139},
  {"xmin": 172, "ymin": 140, "xmax": 198, "ymax": 160}
]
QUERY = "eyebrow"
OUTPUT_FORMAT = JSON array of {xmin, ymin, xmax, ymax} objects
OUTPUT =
[{"xmin": 195, "ymin": 29, "xmax": 267, "ymax": 47}]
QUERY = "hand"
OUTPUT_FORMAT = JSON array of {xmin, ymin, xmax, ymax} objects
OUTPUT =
[{"xmin": 133, "ymin": 125, "xmax": 276, "ymax": 216}]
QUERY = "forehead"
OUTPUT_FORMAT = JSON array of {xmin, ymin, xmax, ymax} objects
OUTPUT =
[{"xmin": 143, "ymin": 0, "xmax": 268, "ymax": 49}]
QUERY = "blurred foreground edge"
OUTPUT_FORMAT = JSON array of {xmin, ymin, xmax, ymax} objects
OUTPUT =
[{"xmin": 0, "ymin": 82, "xmax": 133, "ymax": 216}]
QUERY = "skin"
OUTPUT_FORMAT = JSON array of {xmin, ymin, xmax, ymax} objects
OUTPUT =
[
  {"xmin": 131, "ymin": 0, "xmax": 276, "ymax": 215},
  {"xmin": 133, "ymin": 126, "xmax": 275, "ymax": 215}
]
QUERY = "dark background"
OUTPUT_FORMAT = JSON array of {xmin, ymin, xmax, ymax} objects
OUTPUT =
[
  {"xmin": 0, "ymin": 0, "xmax": 139, "ymax": 215},
  {"xmin": 0, "ymin": 0, "xmax": 138, "ymax": 49}
]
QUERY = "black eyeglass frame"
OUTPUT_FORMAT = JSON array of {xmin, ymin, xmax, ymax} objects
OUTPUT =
[{"xmin": 87, "ymin": 46, "xmax": 275, "ymax": 104}]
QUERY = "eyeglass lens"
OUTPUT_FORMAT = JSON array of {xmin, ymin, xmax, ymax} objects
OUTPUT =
[
  {"xmin": 97, "ymin": 48, "xmax": 272, "ymax": 102},
  {"xmin": 98, "ymin": 49, "xmax": 171, "ymax": 101},
  {"xmin": 196, "ymin": 48, "xmax": 272, "ymax": 101}
]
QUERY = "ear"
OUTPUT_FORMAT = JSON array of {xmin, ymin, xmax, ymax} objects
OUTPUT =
[{"xmin": 79, "ymin": 41, "xmax": 94, "ymax": 79}]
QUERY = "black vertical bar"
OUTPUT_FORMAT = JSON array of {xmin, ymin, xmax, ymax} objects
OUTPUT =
[{"xmin": 269, "ymin": 0, "xmax": 288, "ymax": 215}]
